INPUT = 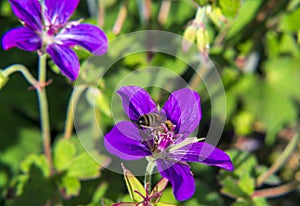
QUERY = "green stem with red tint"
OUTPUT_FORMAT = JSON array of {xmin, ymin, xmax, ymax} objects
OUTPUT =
[{"xmin": 37, "ymin": 54, "xmax": 53, "ymax": 174}]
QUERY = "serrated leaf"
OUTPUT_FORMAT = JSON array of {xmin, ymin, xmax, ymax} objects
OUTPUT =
[
  {"xmin": 219, "ymin": 150, "xmax": 257, "ymax": 198},
  {"xmin": 20, "ymin": 154, "xmax": 50, "ymax": 177},
  {"xmin": 238, "ymin": 174, "xmax": 255, "ymax": 195},
  {"xmin": 61, "ymin": 176, "xmax": 81, "ymax": 196},
  {"xmin": 122, "ymin": 164, "xmax": 145, "ymax": 202},
  {"xmin": 220, "ymin": 176, "xmax": 249, "ymax": 198},
  {"xmin": 67, "ymin": 151, "xmax": 101, "ymax": 179},
  {"xmin": 53, "ymin": 139, "xmax": 76, "ymax": 171}
]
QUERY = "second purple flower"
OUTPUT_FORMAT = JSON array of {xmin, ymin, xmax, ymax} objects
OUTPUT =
[
  {"xmin": 104, "ymin": 86, "xmax": 234, "ymax": 201},
  {"xmin": 2, "ymin": 0, "xmax": 108, "ymax": 81}
]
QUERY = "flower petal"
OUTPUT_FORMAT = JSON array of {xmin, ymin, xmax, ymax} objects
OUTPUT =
[
  {"xmin": 162, "ymin": 88, "xmax": 201, "ymax": 138},
  {"xmin": 44, "ymin": 0, "xmax": 79, "ymax": 26},
  {"xmin": 46, "ymin": 44, "xmax": 79, "ymax": 81},
  {"xmin": 157, "ymin": 160, "xmax": 195, "ymax": 201},
  {"xmin": 104, "ymin": 121, "xmax": 152, "ymax": 160},
  {"xmin": 169, "ymin": 142, "xmax": 234, "ymax": 171},
  {"xmin": 117, "ymin": 86, "xmax": 157, "ymax": 120},
  {"xmin": 55, "ymin": 24, "xmax": 108, "ymax": 55},
  {"xmin": 2, "ymin": 27, "xmax": 41, "ymax": 51},
  {"xmin": 8, "ymin": 0, "xmax": 42, "ymax": 31}
]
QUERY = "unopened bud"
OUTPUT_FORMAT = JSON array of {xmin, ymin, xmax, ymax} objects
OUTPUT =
[
  {"xmin": 182, "ymin": 24, "xmax": 197, "ymax": 52},
  {"xmin": 196, "ymin": 28, "xmax": 210, "ymax": 54},
  {"xmin": 0, "ymin": 70, "xmax": 9, "ymax": 89}
]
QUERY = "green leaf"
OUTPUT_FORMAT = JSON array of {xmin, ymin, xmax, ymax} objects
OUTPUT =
[
  {"xmin": 259, "ymin": 85, "xmax": 297, "ymax": 145},
  {"xmin": 8, "ymin": 163, "xmax": 55, "ymax": 206},
  {"xmin": 53, "ymin": 139, "xmax": 76, "ymax": 171},
  {"xmin": 252, "ymin": 197, "xmax": 269, "ymax": 206},
  {"xmin": 279, "ymin": 7, "xmax": 300, "ymax": 32},
  {"xmin": 0, "ymin": 128, "xmax": 42, "ymax": 175},
  {"xmin": 234, "ymin": 73, "xmax": 298, "ymax": 145},
  {"xmin": 91, "ymin": 182, "xmax": 109, "ymax": 203},
  {"xmin": 238, "ymin": 174, "xmax": 255, "ymax": 195},
  {"xmin": 226, "ymin": 0, "xmax": 262, "ymax": 39},
  {"xmin": 233, "ymin": 111, "xmax": 255, "ymax": 135},
  {"xmin": 20, "ymin": 154, "xmax": 50, "ymax": 177},
  {"xmin": 265, "ymin": 31, "xmax": 280, "ymax": 58},
  {"xmin": 61, "ymin": 176, "xmax": 81, "ymax": 196},
  {"xmin": 67, "ymin": 151, "xmax": 102, "ymax": 179},
  {"xmin": 159, "ymin": 187, "xmax": 177, "ymax": 205},
  {"xmin": 220, "ymin": 175, "xmax": 249, "ymax": 198},
  {"xmin": 279, "ymin": 34, "xmax": 300, "ymax": 57},
  {"xmin": 232, "ymin": 198, "xmax": 252, "ymax": 206},
  {"xmin": 219, "ymin": 150, "xmax": 257, "ymax": 198},
  {"xmin": 225, "ymin": 150, "xmax": 257, "ymax": 177},
  {"xmin": 218, "ymin": 0, "xmax": 241, "ymax": 17},
  {"xmin": 265, "ymin": 57, "xmax": 300, "ymax": 100}
]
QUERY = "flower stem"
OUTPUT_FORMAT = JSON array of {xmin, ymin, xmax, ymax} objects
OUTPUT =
[
  {"xmin": 64, "ymin": 85, "xmax": 87, "ymax": 140},
  {"xmin": 144, "ymin": 160, "xmax": 156, "ymax": 191},
  {"xmin": 2, "ymin": 64, "xmax": 38, "ymax": 86},
  {"xmin": 252, "ymin": 181, "xmax": 300, "ymax": 198},
  {"xmin": 256, "ymin": 131, "xmax": 300, "ymax": 187},
  {"xmin": 37, "ymin": 54, "xmax": 53, "ymax": 174}
]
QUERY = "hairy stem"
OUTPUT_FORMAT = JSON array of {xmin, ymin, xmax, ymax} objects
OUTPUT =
[
  {"xmin": 64, "ymin": 85, "xmax": 87, "ymax": 140},
  {"xmin": 37, "ymin": 54, "xmax": 53, "ymax": 174}
]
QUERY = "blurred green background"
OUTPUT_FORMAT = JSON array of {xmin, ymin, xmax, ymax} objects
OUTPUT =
[{"xmin": 0, "ymin": 0, "xmax": 300, "ymax": 205}]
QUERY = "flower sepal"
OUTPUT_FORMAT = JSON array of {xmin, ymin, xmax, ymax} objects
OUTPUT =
[{"xmin": 115, "ymin": 164, "xmax": 175, "ymax": 206}]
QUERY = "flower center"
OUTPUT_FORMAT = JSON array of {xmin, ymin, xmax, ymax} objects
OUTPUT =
[{"xmin": 137, "ymin": 113, "xmax": 182, "ymax": 153}]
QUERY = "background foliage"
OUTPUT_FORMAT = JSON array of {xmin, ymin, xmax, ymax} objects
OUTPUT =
[{"xmin": 0, "ymin": 0, "xmax": 299, "ymax": 205}]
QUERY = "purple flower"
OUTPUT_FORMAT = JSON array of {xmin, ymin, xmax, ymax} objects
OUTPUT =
[
  {"xmin": 104, "ymin": 86, "xmax": 234, "ymax": 201},
  {"xmin": 2, "ymin": 0, "xmax": 108, "ymax": 81}
]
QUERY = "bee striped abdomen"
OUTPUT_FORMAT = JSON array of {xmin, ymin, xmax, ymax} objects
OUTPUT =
[{"xmin": 137, "ymin": 113, "xmax": 163, "ymax": 128}]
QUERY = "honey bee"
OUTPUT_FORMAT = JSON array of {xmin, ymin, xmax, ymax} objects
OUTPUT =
[
  {"xmin": 137, "ymin": 113, "xmax": 174, "ymax": 131},
  {"xmin": 137, "ymin": 113, "xmax": 175, "ymax": 152},
  {"xmin": 137, "ymin": 113, "xmax": 165, "ymax": 129}
]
